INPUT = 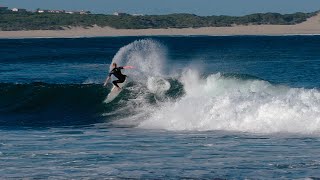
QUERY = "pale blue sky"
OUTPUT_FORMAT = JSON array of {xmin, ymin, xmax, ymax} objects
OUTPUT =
[{"xmin": 1, "ymin": 0, "xmax": 320, "ymax": 16}]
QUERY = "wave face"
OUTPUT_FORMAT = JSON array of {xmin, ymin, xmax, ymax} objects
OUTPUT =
[
  {"xmin": 0, "ymin": 83, "xmax": 110, "ymax": 127},
  {"xmin": 2, "ymin": 38, "xmax": 320, "ymax": 134}
]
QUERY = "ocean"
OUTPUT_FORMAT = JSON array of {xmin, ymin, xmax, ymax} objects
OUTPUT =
[{"xmin": 1, "ymin": 36, "xmax": 320, "ymax": 179}]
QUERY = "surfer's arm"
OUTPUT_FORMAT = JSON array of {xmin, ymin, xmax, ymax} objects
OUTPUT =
[
  {"xmin": 122, "ymin": 66, "xmax": 134, "ymax": 69},
  {"xmin": 103, "ymin": 73, "xmax": 112, "ymax": 86}
]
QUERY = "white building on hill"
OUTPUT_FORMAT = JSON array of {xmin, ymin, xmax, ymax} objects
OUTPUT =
[
  {"xmin": 113, "ymin": 12, "xmax": 128, "ymax": 16},
  {"xmin": 12, "ymin": 8, "xmax": 27, "ymax": 12},
  {"xmin": 48, "ymin": 10, "xmax": 65, "ymax": 13},
  {"xmin": 132, "ymin": 13, "xmax": 144, "ymax": 16}
]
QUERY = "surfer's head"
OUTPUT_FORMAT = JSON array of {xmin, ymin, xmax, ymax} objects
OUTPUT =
[{"xmin": 112, "ymin": 63, "xmax": 117, "ymax": 68}]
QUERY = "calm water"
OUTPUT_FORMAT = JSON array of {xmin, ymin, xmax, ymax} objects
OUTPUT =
[{"xmin": 1, "ymin": 36, "xmax": 320, "ymax": 179}]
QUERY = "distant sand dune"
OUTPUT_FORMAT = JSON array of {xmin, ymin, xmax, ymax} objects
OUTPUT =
[{"xmin": 1, "ymin": 14, "xmax": 320, "ymax": 38}]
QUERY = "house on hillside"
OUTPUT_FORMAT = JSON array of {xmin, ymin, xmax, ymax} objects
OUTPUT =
[
  {"xmin": 12, "ymin": 8, "xmax": 27, "ymax": 12},
  {"xmin": 113, "ymin": 12, "xmax": 129, "ymax": 16},
  {"xmin": 37, "ymin": 9, "xmax": 49, "ymax": 13},
  {"xmin": 65, "ymin": 10, "xmax": 90, "ymax": 15},
  {"xmin": 48, "ymin": 10, "xmax": 65, "ymax": 13},
  {"xmin": 79, "ymin": 10, "xmax": 91, "ymax": 15},
  {"xmin": 132, "ymin": 13, "xmax": 144, "ymax": 16}
]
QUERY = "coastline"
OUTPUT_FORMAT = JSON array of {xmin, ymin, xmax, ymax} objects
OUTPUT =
[{"xmin": 1, "ymin": 14, "xmax": 320, "ymax": 38}]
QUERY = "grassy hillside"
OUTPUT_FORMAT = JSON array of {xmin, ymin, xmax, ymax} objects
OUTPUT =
[{"xmin": 0, "ymin": 10, "xmax": 317, "ymax": 31}]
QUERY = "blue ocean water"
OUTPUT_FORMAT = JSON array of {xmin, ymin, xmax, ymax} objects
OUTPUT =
[{"xmin": 1, "ymin": 36, "xmax": 320, "ymax": 179}]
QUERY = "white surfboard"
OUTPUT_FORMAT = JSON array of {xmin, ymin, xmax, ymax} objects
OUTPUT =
[{"xmin": 105, "ymin": 79, "xmax": 127, "ymax": 103}]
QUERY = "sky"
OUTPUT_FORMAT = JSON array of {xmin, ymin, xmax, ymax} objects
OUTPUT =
[{"xmin": 1, "ymin": 0, "xmax": 320, "ymax": 16}]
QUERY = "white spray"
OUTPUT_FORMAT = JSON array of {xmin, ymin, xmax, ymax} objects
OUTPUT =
[{"xmin": 104, "ymin": 39, "xmax": 171, "ymax": 126}]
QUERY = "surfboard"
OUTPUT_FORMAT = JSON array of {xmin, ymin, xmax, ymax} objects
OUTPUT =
[{"xmin": 105, "ymin": 79, "xmax": 127, "ymax": 103}]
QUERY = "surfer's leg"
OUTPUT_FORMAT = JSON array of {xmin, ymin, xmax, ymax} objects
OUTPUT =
[
  {"xmin": 112, "ymin": 80, "xmax": 121, "ymax": 88},
  {"xmin": 113, "ymin": 77, "xmax": 126, "ymax": 90},
  {"xmin": 118, "ymin": 75, "xmax": 126, "ymax": 84},
  {"xmin": 117, "ymin": 76, "xmax": 126, "ymax": 84}
]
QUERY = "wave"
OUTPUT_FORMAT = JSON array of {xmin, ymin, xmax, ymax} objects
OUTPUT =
[
  {"xmin": 0, "ymin": 78, "xmax": 182, "ymax": 128},
  {"xmin": 2, "ymin": 72, "xmax": 320, "ymax": 134},
  {"xmin": 2, "ymin": 39, "xmax": 320, "ymax": 134}
]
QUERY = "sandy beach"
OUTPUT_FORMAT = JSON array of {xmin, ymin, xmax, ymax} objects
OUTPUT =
[{"xmin": 1, "ymin": 14, "xmax": 320, "ymax": 38}]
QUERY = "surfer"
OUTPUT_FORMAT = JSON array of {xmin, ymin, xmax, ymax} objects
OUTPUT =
[{"xmin": 104, "ymin": 63, "xmax": 134, "ymax": 90}]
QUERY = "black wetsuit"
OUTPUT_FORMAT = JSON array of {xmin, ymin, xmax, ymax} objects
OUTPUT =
[{"xmin": 109, "ymin": 67, "xmax": 126, "ymax": 88}]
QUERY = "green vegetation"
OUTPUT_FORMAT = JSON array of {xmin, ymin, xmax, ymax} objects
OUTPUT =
[{"xmin": 0, "ymin": 10, "xmax": 318, "ymax": 31}]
